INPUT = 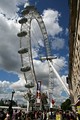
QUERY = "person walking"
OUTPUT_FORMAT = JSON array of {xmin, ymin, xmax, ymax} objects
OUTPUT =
[{"xmin": 56, "ymin": 111, "xmax": 62, "ymax": 120}]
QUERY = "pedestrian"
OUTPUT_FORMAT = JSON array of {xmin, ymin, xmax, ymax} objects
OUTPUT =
[
  {"xmin": 46, "ymin": 111, "xmax": 49, "ymax": 120},
  {"xmin": 26, "ymin": 117, "xmax": 32, "ymax": 120},
  {"xmin": 0, "ymin": 109, "xmax": 6, "ymax": 120},
  {"xmin": 4, "ymin": 113, "xmax": 10, "ymax": 120},
  {"xmin": 56, "ymin": 111, "xmax": 62, "ymax": 120}
]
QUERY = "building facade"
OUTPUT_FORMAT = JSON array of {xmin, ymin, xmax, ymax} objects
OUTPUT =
[{"xmin": 68, "ymin": 0, "xmax": 80, "ymax": 107}]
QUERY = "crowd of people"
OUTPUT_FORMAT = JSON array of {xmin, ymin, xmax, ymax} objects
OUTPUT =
[
  {"xmin": 26, "ymin": 110, "xmax": 80, "ymax": 120},
  {"xmin": 0, "ymin": 108, "xmax": 80, "ymax": 120},
  {"xmin": 0, "ymin": 108, "xmax": 26, "ymax": 120}
]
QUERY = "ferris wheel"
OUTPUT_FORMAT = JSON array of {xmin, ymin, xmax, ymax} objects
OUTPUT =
[
  {"xmin": 17, "ymin": 5, "xmax": 69, "ymax": 104},
  {"xmin": 17, "ymin": 6, "xmax": 51, "ymax": 89}
]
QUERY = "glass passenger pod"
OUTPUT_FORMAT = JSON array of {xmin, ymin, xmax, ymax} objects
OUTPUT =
[
  {"xmin": 21, "ymin": 6, "xmax": 36, "ymax": 15},
  {"xmin": 20, "ymin": 66, "xmax": 31, "ymax": 72},
  {"xmin": 18, "ymin": 48, "xmax": 28, "ymax": 54},
  {"xmin": 19, "ymin": 17, "xmax": 27, "ymax": 24},
  {"xmin": 25, "ymin": 82, "xmax": 34, "ymax": 88},
  {"xmin": 17, "ymin": 31, "xmax": 27, "ymax": 37},
  {"xmin": 21, "ymin": 9, "xmax": 29, "ymax": 15}
]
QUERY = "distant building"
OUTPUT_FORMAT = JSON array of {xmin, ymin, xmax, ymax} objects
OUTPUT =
[{"xmin": 68, "ymin": 0, "xmax": 80, "ymax": 108}]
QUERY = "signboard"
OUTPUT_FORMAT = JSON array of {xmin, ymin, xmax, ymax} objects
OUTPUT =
[{"xmin": 36, "ymin": 81, "xmax": 41, "ymax": 104}]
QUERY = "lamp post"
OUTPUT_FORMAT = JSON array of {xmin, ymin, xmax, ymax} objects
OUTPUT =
[
  {"xmin": 11, "ymin": 90, "xmax": 15, "ymax": 101},
  {"xmin": 8, "ymin": 90, "xmax": 15, "ymax": 119}
]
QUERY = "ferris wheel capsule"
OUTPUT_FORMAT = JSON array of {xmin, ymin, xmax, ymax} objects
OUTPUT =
[
  {"xmin": 25, "ymin": 82, "xmax": 34, "ymax": 88},
  {"xmin": 21, "ymin": 6, "xmax": 36, "ymax": 15},
  {"xmin": 21, "ymin": 66, "xmax": 31, "ymax": 72},
  {"xmin": 18, "ymin": 48, "xmax": 28, "ymax": 54},
  {"xmin": 19, "ymin": 17, "xmax": 27, "ymax": 24},
  {"xmin": 21, "ymin": 9, "xmax": 29, "ymax": 15},
  {"xmin": 17, "ymin": 31, "xmax": 27, "ymax": 37}
]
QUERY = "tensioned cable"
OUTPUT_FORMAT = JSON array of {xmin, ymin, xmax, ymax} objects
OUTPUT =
[
  {"xmin": 25, "ymin": 22, "xmax": 40, "ymax": 58},
  {"xmin": 31, "ymin": 24, "xmax": 44, "ymax": 59},
  {"xmin": 52, "ymin": 60, "xmax": 64, "ymax": 69},
  {"xmin": 29, "ymin": 20, "xmax": 38, "ymax": 84}
]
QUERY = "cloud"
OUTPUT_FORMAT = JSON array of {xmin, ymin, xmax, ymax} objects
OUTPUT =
[
  {"xmin": 0, "ymin": 77, "xmax": 27, "ymax": 102},
  {"xmin": 42, "ymin": 9, "xmax": 63, "ymax": 36},
  {"xmin": 0, "ymin": 80, "xmax": 12, "ymax": 100},
  {"xmin": 24, "ymin": 1, "xmax": 30, "ymax": 8},
  {"xmin": 51, "ymin": 37, "xmax": 65, "ymax": 50},
  {"xmin": 0, "ymin": 14, "xmax": 21, "ymax": 72},
  {"xmin": 0, "ymin": 69, "xmax": 69, "ymax": 104},
  {"xmin": 10, "ymin": 74, "xmax": 26, "ymax": 90},
  {"xmin": 65, "ymin": 28, "xmax": 68, "ymax": 35},
  {"xmin": 0, "ymin": 56, "xmax": 69, "ymax": 104},
  {"xmin": 52, "ymin": 57, "xmax": 67, "ymax": 71},
  {"xmin": 0, "ymin": 0, "xmax": 29, "ymax": 18},
  {"xmin": 0, "ymin": 80, "xmax": 10, "ymax": 88}
]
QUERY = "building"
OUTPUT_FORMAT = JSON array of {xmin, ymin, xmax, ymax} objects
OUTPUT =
[{"xmin": 68, "ymin": 0, "xmax": 80, "ymax": 108}]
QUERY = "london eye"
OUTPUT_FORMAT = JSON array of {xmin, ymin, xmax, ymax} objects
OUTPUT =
[{"xmin": 17, "ymin": 5, "xmax": 69, "ymax": 108}]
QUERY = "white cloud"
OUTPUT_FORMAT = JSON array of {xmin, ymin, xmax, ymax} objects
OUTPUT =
[
  {"xmin": 52, "ymin": 57, "xmax": 67, "ymax": 71},
  {"xmin": 0, "ymin": 0, "xmax": 29, "ymax": 18},
  {"xmin": 0, "ymin": 80, "xmax": 10, "ymax": 88},
  {"xmin": 24, "ymin": 1, "xmax": 29, "ymax": 8},
  {"xmin": 65, "ymin": 28, "xmax": 68, "ymax": 35},
  {"xmin": 10, "ymin": 74, "xmax": 26, "ymax": 90},
  {"xmin": 0, "ymin": 14, "xmax": 21, "ymax": 72},
  {"xmin": 42, "ymin": 9, "xmax": 63, "ymax": 36},
  {"xmin": 0, "ymin": 56, "xmax": 69, "ymax": 104},
  {"xmin": 52, "ymin": 37, "xmax": 65, "ymax": 50},
  {"xmin": 0, "ymin": 93, "xmax": 11, "ymax": 100}
]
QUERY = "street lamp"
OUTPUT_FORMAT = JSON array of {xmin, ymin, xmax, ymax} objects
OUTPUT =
[
  {"xmin": 11, "ymin": 90, "xmax": 15, "ymax": 101},
  {"xmin": 8, "ymin": 90, "xmax": 15, "ymax": 119}
]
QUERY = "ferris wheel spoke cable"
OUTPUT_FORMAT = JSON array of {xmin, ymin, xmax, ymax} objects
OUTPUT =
[
  {"xmin": 36, "ymin": 21, "xmax": 51, "ymax": 57},
  {"xmin": 25, "ymin": 20, "xmax": 37, "ymax": 84},
  {"xmin": 31, "ymin": 10, "xmax": 51, "ymax": 57},
  {"xmin": 31, "ymin": 27, "xmax": 43, "ymax": 59},
  {"xmin": 52, "ymin": 60, "xmax": 63, "ymax": 69},
  {"xmin": 27, "ymin": 18, "xmax": 50, "ymax": 84},
  {"xmin": 26, "ymin": 19, "xmax": 37, "ymax": 84},
  {"xmin": 48, "ymin": 60, "xmax": 70, "ymax": 95}
]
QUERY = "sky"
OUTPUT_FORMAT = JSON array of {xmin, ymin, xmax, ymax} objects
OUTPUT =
[{"xmin": 0, "ymin": 0, "xmax": 70, "ymax": 106}]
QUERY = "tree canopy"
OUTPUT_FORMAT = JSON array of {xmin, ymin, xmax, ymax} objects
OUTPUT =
[{"xmin": 61, "ymin": 98, "xmax": 72, "ymax": 111}]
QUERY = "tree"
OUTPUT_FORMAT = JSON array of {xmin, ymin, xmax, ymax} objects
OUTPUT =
[
  {"xmin": 23, "ymin": 90, "xmax": 35, "ymax": 111},
  {"xmin": 61, "ymin": 98, "xmax": 72, "ymax": 111},
  {"xmin": 41, "ymin": 92, "xmax": 48, "ymax": 110},
  {"xmin": 23, "ymin": 91, "xmax": 48, "ymax": 111},
  {"xmin": 0, "ymin": 99, "xmax": 4, "ymax": 106}
]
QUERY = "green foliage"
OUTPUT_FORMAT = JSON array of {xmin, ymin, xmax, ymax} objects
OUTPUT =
[
  {"xmin": 41, "ymin": 93, "xmax": 48, "ymax": 110},
  {"xmin": 61, "ymin": 98, "xmax": 72, "ymax": 111},
  {"xmin": 41, "ymin": 93, "xmax": 48, "ymax": 104},
  {"xmin": 23, "ymin": 91, "xmax": 48, "ymax": 110},
  {"xmin": 0, "ymin": 99, "xmax": 4, "ymax": 106}
]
